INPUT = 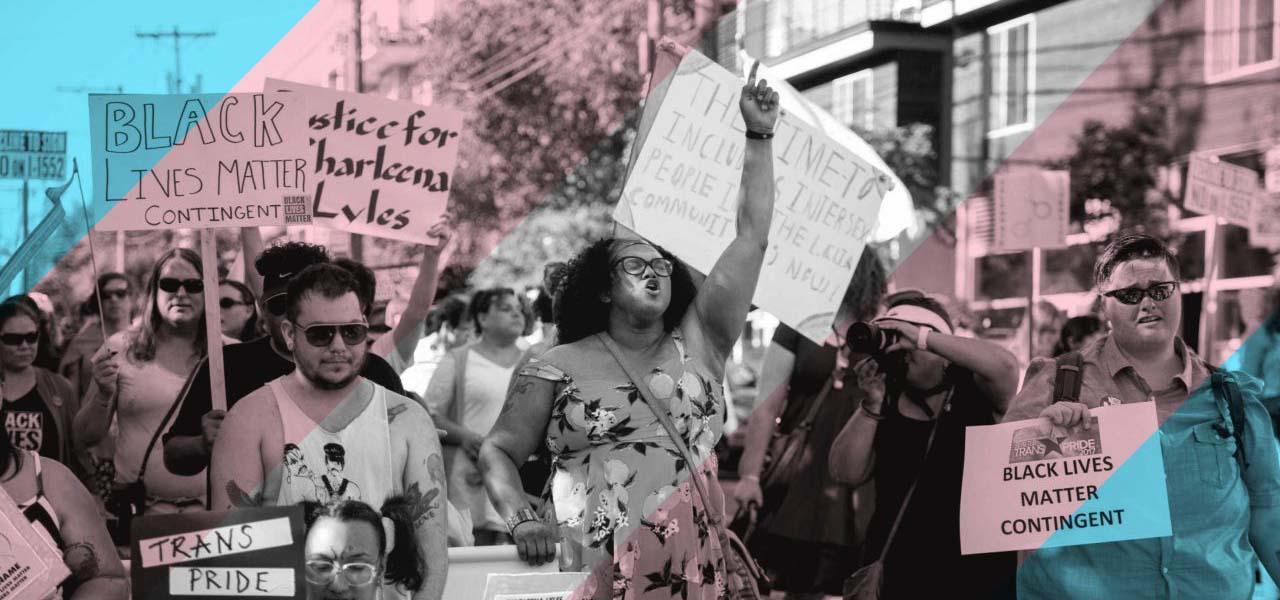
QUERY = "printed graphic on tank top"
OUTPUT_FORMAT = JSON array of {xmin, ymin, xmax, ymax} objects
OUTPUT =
[{"xmin": 270, "ymin": 379, "xmax": 398, "ymax": 507}]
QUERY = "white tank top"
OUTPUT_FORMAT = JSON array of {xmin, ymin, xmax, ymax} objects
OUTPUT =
[{"xmin": 270, "ymin": 379, "xmax": 398, "ymax": 507}]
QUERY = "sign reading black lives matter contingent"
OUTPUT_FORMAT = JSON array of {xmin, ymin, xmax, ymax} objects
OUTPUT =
[
  {"xmin": 131, "ymin": 506, "xmax": 305, "ymax": 599},
  {"xmin": 959, "ymin": 403, "xmax": 1171, "ymax": 555},
  {"xmin": 616, "ymin": 49, "xmax": 888, "ymax": 343},
  {"xmin": 88, "ymin": 93, "xmax": 312, "ymax": 231},
  {"xmin": 267, "ymin": 79, "xmax": 464, "ymax": 245},
  {"xmin": 0, "ymin": 487, "xmax": 69, "ymax": 600}
]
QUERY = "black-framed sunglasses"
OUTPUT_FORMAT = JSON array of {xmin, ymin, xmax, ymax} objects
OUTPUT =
[
  {"xmin": 612, "ymin": 256, "xmax": 674, "ymax": 277},
  {"xmin": 304, "ymin": 559, "xmax": 379, "ymax": 587},
  {"xmin": 264, "ymin": 293, "xmax": 288, "ymax": 317},
  {"xmin": 1102, "ymin": 281, "xmax": 1178, "ymax": 305},
  {"xmin": 219, "ymin": 298, "xmax": 248, "ymax": 310},
  {"xmin": 0, "ymin": 333, "xmax": 39, "ymax": 346},
  {"xmin": 294, "ymin": 322, "xmax": 370, "ymax": 347},
  {"xmin": 158, "ymin": 278, "xmax": 204, "ymax": 294}
]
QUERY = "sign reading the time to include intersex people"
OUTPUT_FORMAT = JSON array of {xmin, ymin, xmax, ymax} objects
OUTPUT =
[
  {"xmin": 131, "ymin": 506, "xmax": 305, "ymax": 599},
  {"xmin": 617, "ymin": 49, "xmax": 887, "ymax": 343},
  {"xmin": 959, "ymin": 402, "xmax": 1172, "ymax": 555},
  {"xmin": 89, "ymin": 93, "xmax": 312, "ymax": 231},
  {"xmin": 267, "ymin": 79, "xmax": 465, "ymax": 245}
]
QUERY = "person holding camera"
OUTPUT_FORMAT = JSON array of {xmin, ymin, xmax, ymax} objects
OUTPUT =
[{"xmin": 828, "ymin": 294, "xmax": 1019, "ymax": 598}]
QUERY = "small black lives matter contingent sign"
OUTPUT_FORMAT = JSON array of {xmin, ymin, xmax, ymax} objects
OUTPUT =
[
  {"xmin": 283, "ymin": 195, "xmax": 312, "ymax": 225},
  {"xmin": 131, "ymin": 506, "xmax": 305, "ymax": 599}
]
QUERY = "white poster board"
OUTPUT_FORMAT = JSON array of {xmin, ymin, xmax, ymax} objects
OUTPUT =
[
  {"xmin": 992, "ymin": 169, "xmax": 1069, "ymax": 253},
  {"xmin": 959, "ymin": 402, "xmax": 1171, "ymax": 555},
  {"xmin": 444, "ymin": 546, "xmax": 570, "ymax": 600},
  {"xmin": 267, "ymin": 79, "xmax": 464, "ymax": 245},
  {"xmin": 1252, "ymin": 192, "xmax": 1280, "ymax": 248},
  {"xmin": 0, "ymin": 487, "xmax": 70, "ymax": 600},
  {"xmin": 616, "ymin": 49, "xmax": 888, "ymax": 343},
  {"xmin": 1184, "ymin": 154, "xmax": 1259, "ymax": 227}
]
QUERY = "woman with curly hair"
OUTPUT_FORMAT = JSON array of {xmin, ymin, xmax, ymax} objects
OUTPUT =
[
  {"xmin": 302, "ymin": 496, "xmax": 426, "ymax": 600},
  {"xmin": 481, "ymin": 67, "xmax": 780, "ymax": 598}
]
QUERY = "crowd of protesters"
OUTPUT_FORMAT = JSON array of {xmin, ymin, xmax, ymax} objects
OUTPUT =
[{"xmin": 3, "ymin": 67, "xmax": 1280, "ymax": 600}]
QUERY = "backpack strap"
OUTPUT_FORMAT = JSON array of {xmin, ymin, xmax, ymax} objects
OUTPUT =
[
  {"xmin": 1051, "ymin": 351, "xmax": 1085, "ymax": 404},
  {"xmin": 1211, "ymin": 370, "xmax": 1249, "ymax": 473}
]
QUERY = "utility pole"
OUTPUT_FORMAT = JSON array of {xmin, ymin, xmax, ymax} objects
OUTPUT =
[
  {"xmin": 349, "ymin": 0, "xmax": 365, "ymax": 262},
  {"xmin": 137, "ymin": 26, "xmax": 215, "ymax": 93}
]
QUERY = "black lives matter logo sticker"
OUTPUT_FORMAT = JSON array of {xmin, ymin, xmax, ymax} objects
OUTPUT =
[
  {"xmin": 1009, "ymin": 417, "xmax": 1101, "ymax": 464},
  {"xmin": 283, "ymin": 195, "xmax": 312, "ymax": 224}
]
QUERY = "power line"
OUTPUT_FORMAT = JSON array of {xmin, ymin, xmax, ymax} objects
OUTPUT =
[{"xmin": 137, "ymin": 26, "xmax": 215, "ymax": 93}]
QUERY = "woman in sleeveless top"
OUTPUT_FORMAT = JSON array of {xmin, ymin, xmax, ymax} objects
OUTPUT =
[
  {"xmin": 0, "ymin": 419, "xmax": 127, "ymax": 599},
  {"xmin": 74, "ymin": 248, "xmax": 213, "ymax": 514},
  {"xmin": 481, "ymin": 68, "xmax": 780, "ymax": 599}
]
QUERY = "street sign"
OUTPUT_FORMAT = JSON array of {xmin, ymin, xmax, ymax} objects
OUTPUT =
[
  {"xmin": 992, "ymin": 170, "xmax": 1069, "ymax": 253},
  {"xmin": 0, "ymin": 130, "xmax": 67, "ymax": 180}
]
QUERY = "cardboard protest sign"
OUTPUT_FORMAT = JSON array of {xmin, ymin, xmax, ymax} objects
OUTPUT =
[
  {"xmin": 267, "ymin": 79, "xmax": 464, "ymax": 245},
  {"xmin": 959, "ymin": 403, "xmax": 1171, "ymax": 555},
  {"xmin": 443, "ymin": 545, "xmax": 566, "ymax": 600},
  {"xmin": 131, "ymin": 506, "xmax": 305, "ymax": 599},
  {"xmin": 1251, "ymin": 193, "xmax": 1280, "ymax": 248},
  {"xmin": 0, "ymin": 487, "xmax": 70, "ymax": 600},
  {"xmin": 617, "ymin": 49, "xmax": 888, "ymax": 343},
  {"xmin": 89, "ymin": 93, "xmax": 311, "ymax": 231},
  {"xmin": 1184, "ymin": 154, "xmax": 1259, "ymax": 227},
  {"xmin": 992, "ymin": 170, "xmax": 1069, "ymax": 252}
]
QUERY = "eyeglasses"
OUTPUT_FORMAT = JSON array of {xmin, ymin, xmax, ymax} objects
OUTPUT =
[
  {"xmin": 295, "ymin": 322, "xmax": 370, "ymax": 347},
  {"xmin": 220, "ymin": 298, "xmax": 248, "ymax": 310},
  {"xmin": 304, "ymin": 560, "xmax": 378, "ymax": 587},
  {"xmin": 612, "ymin": 256, "xmax": 674, "ymax": 277},
  {"xmin": 1102, "ymin": 281, "xmax": 1178, "ymax": 305},
  {"xmin": 101, "ymin": 289, "xmax": 129, "ymax": 300},
  {"xmin": 157, "ymin": 278, "xmax": 204, "ymax": 294},
  {"xmin": 0, "ymin": 333, "xmax": 38, "ymax": 346},
  {"xmin": 264, "ymin": 293, "xmax": 288, "ymax": 317}
]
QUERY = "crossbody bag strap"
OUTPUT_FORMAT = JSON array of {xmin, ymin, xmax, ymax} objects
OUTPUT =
[
  {"xmin": 139, "ymin": 359, "xmax": 200, "ymax": 480},
  {"xmin": 596, "ymin": 333, "xmax": 721, "ymax": 526},
  {"xmin": 875, "ymin": 386, "xmax": 951, "ymax": 563}
]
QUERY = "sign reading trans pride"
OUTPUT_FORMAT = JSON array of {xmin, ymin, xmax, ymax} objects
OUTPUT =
[
  {"xmin": 959, "ymin": 402, "xmax": 1171, "ymax": 555},
  {"xmin": 617, "ymin": 49, "xmax": 888, "ymax": 343}
]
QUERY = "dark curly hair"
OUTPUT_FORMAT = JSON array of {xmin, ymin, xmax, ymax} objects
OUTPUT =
[
  {"xmin": 553, "ymin": 238, "xmax": 696, "ymax": 344},
  {"xmin": 302, "ymin": 496, "xmax": 424, "ymax": 593},
  {"xmin": 255, "ymin": 241, "xmax": 330, "ymax": 293},
  {"xmin": 333, "ymin": 258, "xmax": 376, "ymax": 315}
]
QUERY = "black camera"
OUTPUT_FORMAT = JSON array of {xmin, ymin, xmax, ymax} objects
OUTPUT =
[{"xmin": 846, "ymin": 321, "xmax": 899, "ymax": 355}]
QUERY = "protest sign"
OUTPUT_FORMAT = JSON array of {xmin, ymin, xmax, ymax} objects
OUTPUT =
[
  {"xmin": 267, "ymin": 79, "xmax": 464, "ymax": 245},
  {"xmin": 131, "ymin": 506, "xmax": 305, "ymax": 599},
  {"xmin": 444, "ymin": 545, "xmax": 566, "ymax": 600},
  {"xmin": 959, "ymin": 402, "xmax": 1171, "ymax": 555},
  {"xmin": 1252, "ymin": 192, "xmax": 1280, "ymax": 247},
  {"xmin": 88, "ymin": 93, "xmax": 311, "ymax": 231},
  {"xmin": 617, "ymin": 49, "xmax": 887, "ymax": 343},
  {"xmin": 484, "ymin": 573, "xmax": 591, "ymax": 600},
  {"xmin": 0, "ymin": 130, "xmax": 66, "ymax": 180},
  {"xmin": 1184, "ymin": 154, "xmax": 1259, "ymax": 227},
  {"xmin": 992, "ymin": 169, "xmax": 1069, "ymax": 253},
  {"xmin": 0, "ymin": 487, "xmax": 70, "ymax": 600}
]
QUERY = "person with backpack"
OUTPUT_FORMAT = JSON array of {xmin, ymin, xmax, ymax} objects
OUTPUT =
[{"xmin": 1005, "ymin": 232, "xmax": 1280, "ymax": 599}]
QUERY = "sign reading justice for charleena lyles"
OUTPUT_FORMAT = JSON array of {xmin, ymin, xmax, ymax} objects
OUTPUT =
[{"xmin": 89, "ymin": 93, "xmax": 310, "ymax": 231}]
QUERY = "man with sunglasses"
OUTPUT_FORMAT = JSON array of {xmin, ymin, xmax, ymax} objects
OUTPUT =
[
  {"xmin": 1005, "ymin": 233, "xmax": 1280, "ymax": 598},
  {"xmin": 211, "ymin": 264, "xmax": 447, "ymax": 600},
  {"xmin": 162, "ymin": 242, "xmax": 404, "ymax": 480}
]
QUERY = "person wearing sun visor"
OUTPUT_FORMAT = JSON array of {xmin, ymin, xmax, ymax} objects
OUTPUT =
[
  {"xmin": 1006, "ymin": 232, "xmax": 1280, "ymax": 599},
  {"xmin": 829, "ymin": 294, "xmax": 1020, "ymax": 598}
]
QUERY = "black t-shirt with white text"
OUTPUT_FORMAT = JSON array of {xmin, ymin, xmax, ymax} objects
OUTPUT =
[{"xmin": 4, "ymin": 386, "xmax": 60, "ymax": 462}]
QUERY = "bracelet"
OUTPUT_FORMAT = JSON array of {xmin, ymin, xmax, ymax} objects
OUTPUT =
[
  {"xmin": 740, "ymin": 474, "xmax": 760, "ymax": 482},
  {"xmin": 506, "ymin": 507, "xmax": 539, "ymax": 535},
  {"xmin": 860, "ymin": 405, "xmax": 885, "ymax": 421},
  {"xmin": 745, "ymin": 129, "xmax": 774, "ymax": 140},
  {"xmin": 917, "ymin": 327, "xmax": 930, "ymax": 352}
]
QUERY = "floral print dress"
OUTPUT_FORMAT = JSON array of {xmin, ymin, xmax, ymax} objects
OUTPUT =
[{"xmin": 522, "ymin": 331, "xmax": 730, "ymax": 600}]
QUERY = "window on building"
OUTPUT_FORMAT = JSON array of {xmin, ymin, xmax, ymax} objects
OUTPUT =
[
  {"xmin": 832, "ymin": 70, "xmax": 874, "ymax": 131},
  {"xmin": 988, "ymin": 16, "xmax": 1035, "ymax": 136},
  {"xmin": 1206, "ymin": 0, "xmax": 1278, "ymax": 80},
  {"xmin": 765, "ymin": 0, "xmax": 788, "ymax": 56}
]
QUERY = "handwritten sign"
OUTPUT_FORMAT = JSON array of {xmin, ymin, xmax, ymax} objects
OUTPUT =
[
  {"xmin": 88, "ymin": 93, "xmax": 310, "ymax": 230},
  {"xmin": 1184, "ymin": 154, "xmax": 1259, "ymax": 227},
  {"xmin": 617, "ymin": 49, "xmax": 887, "ymax": 343},
  {"xmin": 0, "ymin": 487, "xmax": 69, "ymax": 600},
  {"xmin": 267, "ymin": 79, "xmax": 464, "ymax": 245},
  {"xmin": 992, "ymin": 170, "xmax": 1069, "ymax": 253},
  {"xmin": 1251, "ymin": 193, "xmax": 1280, "ymax": 247},
  {"xmin": 131, "ymin": 506, "xmax": 305, "ymax": 600},
  {"xmin": 959, "ymin": 403, "xmax": 1171, "ymax": 555},
  {"xmin": 0, "ymin": 130, "xmax": 66, "ymax": 180}
]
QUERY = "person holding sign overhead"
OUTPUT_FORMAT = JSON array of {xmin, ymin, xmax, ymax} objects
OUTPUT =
[
  {"xmin": 480, "ymin": 63, "xmax": 779, "ymax": 598},
  {"xmin": 1005, "ymin": 233, "xmax": 1280, "ymax": 599}
]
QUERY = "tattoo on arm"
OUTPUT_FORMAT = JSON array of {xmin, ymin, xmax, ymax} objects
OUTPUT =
[
  {"xmin": 403, "ymin": 480, "xmax": 441, "ymax": 530},
  {"xmin": 63, "ymin": 542, "xmax": 100, "ymax": 580},
  {"xmin": 227, "ymin": 481, "xmax": 265, "ymax": 507},
  {"xmin": 513, "ymin": 378, "xmax": 533, "ymax": 396},
  {"xmin": 388, "ymin": 403, "xmax": 408, "ymax": 423},
  {"xmin": 428, "ymin": 453, "xmax": 445, "ymax": 486}
]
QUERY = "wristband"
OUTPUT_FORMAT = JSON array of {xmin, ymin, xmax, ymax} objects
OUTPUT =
[
  {"xmin": 740, "ymin": 474, "xmax": 760, "ymax": 483},
  {"xmin": 745, "ymin": 129, "xmax": 774, "ymax": 140},
  {"xmin": 860, "ymin": 405, "xmax": 885, "ymax": 421},
  {"xmin": 506, "ymin": 508, "xmax": 539, "ymax": 535},
  {"xmin": 917, "ymin": 327, "xmax": 930, "ymax": 352}
]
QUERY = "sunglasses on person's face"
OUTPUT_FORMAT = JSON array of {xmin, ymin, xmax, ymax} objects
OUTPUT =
[
  {"xmin": 0, "ymin": 333, "xmax": 38, "ymax": 346},
  {"xmin": 220, "ymin": 298, "xmax": 248, "ymax": 310},
  {"xmin": 158, "ymin": 278, "xmax": 204, "ymax": 294},
  {"xmin": 1102, "ymin": 281, "xmax": 1178, "ymax": 305},
  {"xmin": 294, "ymin": 322, "xmax": 370, "ymax": 347},
  {"xmin": 612, "ymin": 256, "xmax": 674, "ymax": 277},
  {"xmin": 101, "ymin": 288, "xmax": 129, "ymax": 300},
  {"xmin": 264, "ymin": 293, "xmax": 288, "ymax": 317}
]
